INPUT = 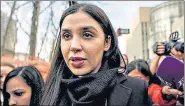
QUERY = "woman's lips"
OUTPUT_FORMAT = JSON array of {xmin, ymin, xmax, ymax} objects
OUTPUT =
[
  {"xmin": 69, "ymin": 57, "xmax": 86, "ymax": 68},
  {"xmin": 71, "ymin": 60, "xmax": 84, "ymax": 68}
]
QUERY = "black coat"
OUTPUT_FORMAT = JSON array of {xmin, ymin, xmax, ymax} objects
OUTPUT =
[{"xmin": 107, "ymin": 74, "xmax": 153, "ymax": 106}]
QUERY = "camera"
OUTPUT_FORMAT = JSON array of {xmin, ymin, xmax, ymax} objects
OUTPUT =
[{"xmin": 153, "ymin": 31, "xmax": 184, "ymax": 56}]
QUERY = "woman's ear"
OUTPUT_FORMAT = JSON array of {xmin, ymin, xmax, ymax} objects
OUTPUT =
[{"xmin": 104, "ymin": 36, "xmax": 111, "ymax": 51}]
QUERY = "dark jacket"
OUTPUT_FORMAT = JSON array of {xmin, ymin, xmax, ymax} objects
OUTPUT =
[{"xmin": 107, "ymin": 74, "xmax": 153, "ymax": 106}]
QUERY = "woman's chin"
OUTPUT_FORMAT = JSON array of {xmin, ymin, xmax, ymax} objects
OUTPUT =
[{"xmin": 70, "ymin": 68, "xmax": 91, "ymax": 76}]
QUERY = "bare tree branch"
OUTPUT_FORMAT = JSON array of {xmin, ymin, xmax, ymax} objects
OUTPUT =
[
  {"xmin": 55, "ymin": 26, "xmax": 60, "ymax": 38},
  {"xmin": 13, "ymin": 19, "xmax": 19, "ymax": 56},
  {"xmin": 49, "ymin": 25, "xmax": 59, "ymax": 62},
  {"xmin": 39, "ymin": 1, "xmax": 55, "ymax": 15},
  {"xmin": 51, "ymin": 30, "xmax": 56, "ymax": 37},
  {"xmin": 49, "ymin": 2, "xmax": 60, "ymax": 38},
  {"xmin": 3, "ymin": 1, "xmax": 17, "ymax": 51},
  {"xmin": 6, "ymin": 1, "xmax": 32, "ymax": 27},
  {"xmin": 5, "ymin": 1, "xmax": 12, "ymax": 8},
  {"xmin": 5, "ymin": 1, "xmax": 31, "ymax": 56},
  {"xmin": 5, "ymin": 1, "xmax": 11, "ymax": 7},
  {"xmin": 50, "ymin": 8, "xmax": 57, "ymax": 32},
  {"xmin": 49, "ymin": 1, "xmax": 68, "ymax": 61},
  {"xmin": 38, "ymin": 1, "xmax": 53, "ymax": 57},
  {"xmin": 29, "ymin": 0, "xmax": 40, "ymax": 56},
  {"xmin": 49, "ymin": 20, "xmax": 60, "ymax": 62},
  {"xmin": 15, "ymin": 1, "xmax": 31, "ymax": 10},
  {"xmin": 15, "ymin": 14, "xmax": 30, "ymax": 37},
  {"xmin": 51, "ymin": 3, "xmax": 59, "ymax": 38},
  {"xmin": 27, "ymin": 40, "xmax": 31, "ymax": 58},
  {"xmin": 38, "ymin": 18, "xmax": 51, "ymax": 57},
  {"xmin": 50, "ymin": 1, "xmax": 66, "ymax": 38}
]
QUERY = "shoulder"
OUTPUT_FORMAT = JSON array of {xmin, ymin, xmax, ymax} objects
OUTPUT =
[
  {"xmin": 108, "ymin": 73, "xmax": 153, "ymax": 106},
  {"xmin": 117, "ymin": 74, "xmax": 148, "ymax": 89}
]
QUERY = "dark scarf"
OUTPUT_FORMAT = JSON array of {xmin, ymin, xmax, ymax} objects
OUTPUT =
[{"xmin": 58, "ymin": 61, "xmax": 118, "ymax": 106}]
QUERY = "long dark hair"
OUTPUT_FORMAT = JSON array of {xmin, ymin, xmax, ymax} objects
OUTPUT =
[
  {"xmin": 125, "ymin": 59, "xmax": 162, "ymax": 85},
  {"xmin": 3, "ymin": 66, "xmax": 44, "ymax": 105},
  {"xmin": 40, "ymin": 3, "xmax": 122, "ymax": 105},
  {"xmin": 125, "ymin": 59, "xmax": 152, "ymax": 77}
]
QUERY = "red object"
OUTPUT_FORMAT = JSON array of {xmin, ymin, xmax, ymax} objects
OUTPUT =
[{"xmin": 148, "ymin": 83, "xmax": 177, "ymax": 105}]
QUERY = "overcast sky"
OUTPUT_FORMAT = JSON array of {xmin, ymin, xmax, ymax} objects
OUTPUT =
[{"xmin": 1, "ymin": 1, "xmax": 166, "ymax": 61}]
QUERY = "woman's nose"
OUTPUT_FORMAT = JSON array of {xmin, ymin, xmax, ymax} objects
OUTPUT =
[
  {"xmin": 70, "ymin": 37, "xmax": 82, "ymax": 53},
  {"xmin": 9, "ymin": 96, "xmax": 16, "ymax": 106}
]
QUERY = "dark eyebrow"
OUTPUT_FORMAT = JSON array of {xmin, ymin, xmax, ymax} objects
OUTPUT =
[
  {"xmin": 61, "ymin": 28, "xmax": 70, "ymax": 32},
  {"xmin": 82, "ymin": 26, "xmax": 98, "ymax": 32},
  {"xmin": 14, "ymin": 89, "xmax": 25, "ymax": 92},
  {"xmin": 61, "ymin": 26, "xmax": 98, "ymax": 33}
]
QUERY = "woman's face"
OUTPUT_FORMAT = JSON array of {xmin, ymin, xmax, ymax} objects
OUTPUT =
[
  {"xmin": 61, "ymin": 11, "xmax": 111, "ymax": 76},
  {"xmin": 6, "ymin": 76, "xmax": 32, "ymax": 105}
]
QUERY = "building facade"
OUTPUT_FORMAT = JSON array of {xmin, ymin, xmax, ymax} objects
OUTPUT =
[
  {"xmin": 172, "ymin": 16, "xmax": 184, "ymax": 42},
  {"xmin": 126, "ymin": 7, "xmax": 151, "ymax": 62},
  {"xmin": 148, "ymin": 1, "xmax": 184, "ymax": 59}
]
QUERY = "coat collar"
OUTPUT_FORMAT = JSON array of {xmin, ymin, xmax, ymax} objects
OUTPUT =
[
  {"xmin": 118, "ymin": 84, "xmax": 132, "ymax": 106},
  {"xmin": 118, "ymin": 74, "xmax": 132, "ymax": 105},
  {"xmin": 107, "ymin": 73, "xmax": 132, "ymax": 106},
  {"xmin": 118, "ymin": 73, "xmax": 128, "ymax": 83}
]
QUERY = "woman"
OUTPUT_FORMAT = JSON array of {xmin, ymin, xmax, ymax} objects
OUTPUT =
[
  {"xmin": 126, "ymin": 59, "xmax": 183, "ymax": 105},
  {"xmin": 126, "ymin": 59, "xmax": 152, "ymax": 82},
  {"xmin": 3, "ymin": 66, "xmax": 44, "ymax": 105},
  {"xmin": 40, "ymin": 4, "xmax": 152, "ymax": 106}
]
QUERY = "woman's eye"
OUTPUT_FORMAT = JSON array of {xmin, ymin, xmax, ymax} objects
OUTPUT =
[
  {"xmin": 83, "ymin": 32, "xmax": 93, "ymax": 38},
  {"xmin": 63, "ymin": 32, "xmax": 71, "ymax": 39},
  {"xmin": 14, "ymin": 92, "xmax": 24, "ymax": 96}
]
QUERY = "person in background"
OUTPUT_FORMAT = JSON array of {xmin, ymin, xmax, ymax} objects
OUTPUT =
[
  {"xmin": 0, "ymin": 62, "xmax": 15, "ymax": 105},
  {"xmin": 40, "ymin": 3, "xmax": 153, "ymax": 106},
  {"xmin": 126, "ymin": 59, "xmax": 183, "ymax": 105},
  {"xmin": 3, "ymin": 66, "xmax": 44, "ymax": 106},
  {"xmin": 150, "ymin": 42, "xmax": 184, "ymax": 105},
  {"xmin": 150, "ymin": 42, "xmax": 184, "ymax": 75}
]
